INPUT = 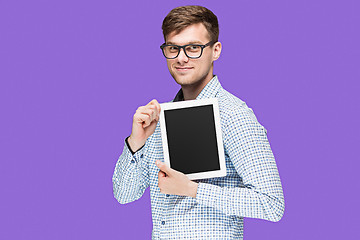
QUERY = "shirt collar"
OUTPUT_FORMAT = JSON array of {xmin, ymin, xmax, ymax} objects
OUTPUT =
[{"xmin": 173, "ymin": 75, "xmax": 222, "ymax": 102}]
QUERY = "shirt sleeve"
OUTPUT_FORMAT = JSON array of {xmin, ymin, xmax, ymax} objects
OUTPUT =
[
  {"xmin": 112, "ymin": 138, "xmax": 149, "ymax": 204},
  {"xmin": 195, "ymin": 107, "xmax": 285, "ymax": 222}
]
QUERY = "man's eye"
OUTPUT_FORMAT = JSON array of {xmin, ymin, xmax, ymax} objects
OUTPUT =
[
  {"xmin": 168, "ymin": 46, "xmax": 179, "ymax": 51},
  {"xmin": 187, "ymin": 45, "xmax": 200, "ymax": 52}
]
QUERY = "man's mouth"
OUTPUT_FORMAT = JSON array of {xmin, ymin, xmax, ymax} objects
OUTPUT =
[{"xmin": 175, "ymin": 67, "xmax": 193, "ymax": 71}]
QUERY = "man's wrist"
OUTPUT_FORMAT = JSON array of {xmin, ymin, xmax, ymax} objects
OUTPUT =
[{"xmin": 126, "ymin": 136, "xmax": 145, "ymax": 154}]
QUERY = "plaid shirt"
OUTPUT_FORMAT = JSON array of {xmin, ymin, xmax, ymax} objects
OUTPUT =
[{"xmin": 112, "ymin": 75, "xmax": 285, "ymax": 239}]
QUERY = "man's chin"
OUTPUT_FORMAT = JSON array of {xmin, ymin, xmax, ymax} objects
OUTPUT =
[
  {"xmin": 174, "ymin": 80, "xmax": 194, "ymax": 87},
  {"xmin": 173, "ymin": 75, "xmax": 195, "ymax": 86}
]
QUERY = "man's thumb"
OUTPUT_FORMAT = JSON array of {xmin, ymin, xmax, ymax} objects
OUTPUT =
[{"xmin": 156, "ymin": 160, "xmax": 171, "ymax": 175}]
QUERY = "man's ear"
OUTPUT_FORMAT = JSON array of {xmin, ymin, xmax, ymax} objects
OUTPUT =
[{"xmin": 212, "ymin": 41, "xmax": 222, "ymax": 61}]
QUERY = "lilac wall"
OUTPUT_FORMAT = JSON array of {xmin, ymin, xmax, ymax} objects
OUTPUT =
[{"xmin": 1, "ymin": 0, "xmax": 359, "ymax": 239}]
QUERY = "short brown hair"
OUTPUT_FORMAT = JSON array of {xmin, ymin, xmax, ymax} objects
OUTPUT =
[{"xmin": 162, "ymin": 5, "xmax": 219, "ymax": 43}]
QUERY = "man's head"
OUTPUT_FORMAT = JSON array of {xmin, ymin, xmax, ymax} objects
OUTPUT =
[
  {"xmin": 162, "ymin": 5, "xmax": 219, "ymax": 43},
  {"xmin": 161, "ymin": 6, "xmax": 222, "ymax": 89}
]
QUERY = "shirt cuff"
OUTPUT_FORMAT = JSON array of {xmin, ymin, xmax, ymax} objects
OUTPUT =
[
  {"xmin": 123, "ymin": 137, "xmax": 146, "ymax": 164},
  {"xmin": 125, "ymin": 136, "xmax": 145, "ymax": 155},
  {"xmin": 195, "ymin": 182, "xmax": 221, "ymax": 208}
]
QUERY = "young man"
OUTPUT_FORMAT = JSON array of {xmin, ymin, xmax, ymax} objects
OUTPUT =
[{"xmin": 113, "ymin": 5, "xmax": 284, "ymax": 239}]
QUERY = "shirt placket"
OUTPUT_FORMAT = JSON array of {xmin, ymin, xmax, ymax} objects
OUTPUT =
[{"xmin": 159, "ymin": 193, "xmax": 172, "ymax": 240}]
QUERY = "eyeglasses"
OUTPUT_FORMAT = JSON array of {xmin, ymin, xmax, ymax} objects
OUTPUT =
[{"xmin": 160, "ymin": 41, "xmax": 215, "ymax": 59}]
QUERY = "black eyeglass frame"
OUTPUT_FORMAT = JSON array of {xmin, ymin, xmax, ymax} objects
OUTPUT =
[{"xmin": 160, "ymin": 41, "xmax": 216, "ymax": 59}]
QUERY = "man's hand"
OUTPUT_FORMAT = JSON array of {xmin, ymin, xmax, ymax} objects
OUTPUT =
[
  {"xmin": 156, "ymin": 160, "xmax": 198, "ymax": 198},
  {"xmin": 128, "ymin": 99, "xmax": 161, "ymax": 152}
]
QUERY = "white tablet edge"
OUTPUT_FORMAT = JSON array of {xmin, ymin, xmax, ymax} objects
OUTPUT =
[{"xmin": 159, "ymin": 98, "xmax": 227, "ymax": 180}]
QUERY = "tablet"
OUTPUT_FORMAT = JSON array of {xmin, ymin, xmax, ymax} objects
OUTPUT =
[{"xmin": 159, "ymin": 98, "xmax": 226, "ymax": 180}]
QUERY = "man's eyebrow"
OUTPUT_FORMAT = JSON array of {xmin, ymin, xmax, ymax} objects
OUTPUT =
[{"xmin": 166, "ymin": 41, "xmax": 204, "ymax": 45}]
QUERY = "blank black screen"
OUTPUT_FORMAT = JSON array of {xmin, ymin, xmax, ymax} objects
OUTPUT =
[{"xmin": 164, "ymin": 104, "xmax": 220, "ymax": 174}]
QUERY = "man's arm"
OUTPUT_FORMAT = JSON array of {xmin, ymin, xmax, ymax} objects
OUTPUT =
[
  {"xmin": 112, "ymin": 99, "xmax": 161, "ymax": 204},
  {"xmin": 112, "ymin": 138, "xmax": 150, "ymax": 204},
  {"xmin": 195, "ymin": 108, "xmax": 285, "ymax": 222}
]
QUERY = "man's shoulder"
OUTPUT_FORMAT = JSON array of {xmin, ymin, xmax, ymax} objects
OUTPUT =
[
  {"xmin": 217, "ymin": 88, "xmax": 250, "ymax": 115},
  {"xmin": 217, "ymin": 87, "xmax": 260, "ymax": 125}
]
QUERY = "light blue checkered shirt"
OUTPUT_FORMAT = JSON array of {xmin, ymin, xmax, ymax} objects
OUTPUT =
[{"xmin": 113, "ymin": 75, "xmax": 285, "ymax": 239}]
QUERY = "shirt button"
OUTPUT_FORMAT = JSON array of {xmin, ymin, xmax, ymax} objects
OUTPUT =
[
  {"xmin": 140, "ymin": 154, "xmax": 144, "ymax": 158},
  {"xmin": 131, "ymin": 160, "xmax": 135, "ymax": 163},
  {"xmin": 161, "ymin": 221, "xmax": 165, "ymax": 225},
  {"xmin": 166, "ymin": 194, "xmax": 170, "ymax": 197}
]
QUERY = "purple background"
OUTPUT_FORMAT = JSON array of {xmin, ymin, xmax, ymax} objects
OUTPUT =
[{"xmin": 1, "ymin": 0, "xmax": 359, "ymax": 239}]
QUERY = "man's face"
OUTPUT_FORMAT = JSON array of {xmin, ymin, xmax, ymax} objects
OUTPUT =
[{"xmin": 165, "ymin": 23, "xmax": 221, "ymax": 87}]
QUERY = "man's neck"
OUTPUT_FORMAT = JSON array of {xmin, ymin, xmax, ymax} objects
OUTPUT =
[{"xmin": 181, "ymin": 74, "xmax": 215, "ymax": 100}]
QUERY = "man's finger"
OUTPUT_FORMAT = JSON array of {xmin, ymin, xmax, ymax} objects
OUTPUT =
[
  {"xmin": 147, "ymin": 99, "xmax": 159, "ymax": 107},
  {"xmin": 148, "ymin": 105, "xmax": 160, "ymax": 120},
  {"xmin": 147, "ymin": 99, "xmax": 161, "ymax": 114},
  {"xmin": 142, "ymin": 108, "xmax": 157, "ymax": 123},
  {"xmin": 136, "ymin": 113, "xmax": 151, "ymax": 127}
]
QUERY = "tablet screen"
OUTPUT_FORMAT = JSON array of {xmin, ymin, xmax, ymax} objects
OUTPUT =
[{"xmin": 164, "ymin": 104, "xmax": 220, "ymax": 174}]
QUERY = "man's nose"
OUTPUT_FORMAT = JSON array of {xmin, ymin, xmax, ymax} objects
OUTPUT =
[{"xmin": 177, "ymin": 48, "xmax": 189, "ymax": 63}]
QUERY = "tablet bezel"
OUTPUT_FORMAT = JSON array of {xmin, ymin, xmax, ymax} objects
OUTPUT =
[{"xmin": 159, "ymin": 98, "xmax": 226, "ymax": 180}]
